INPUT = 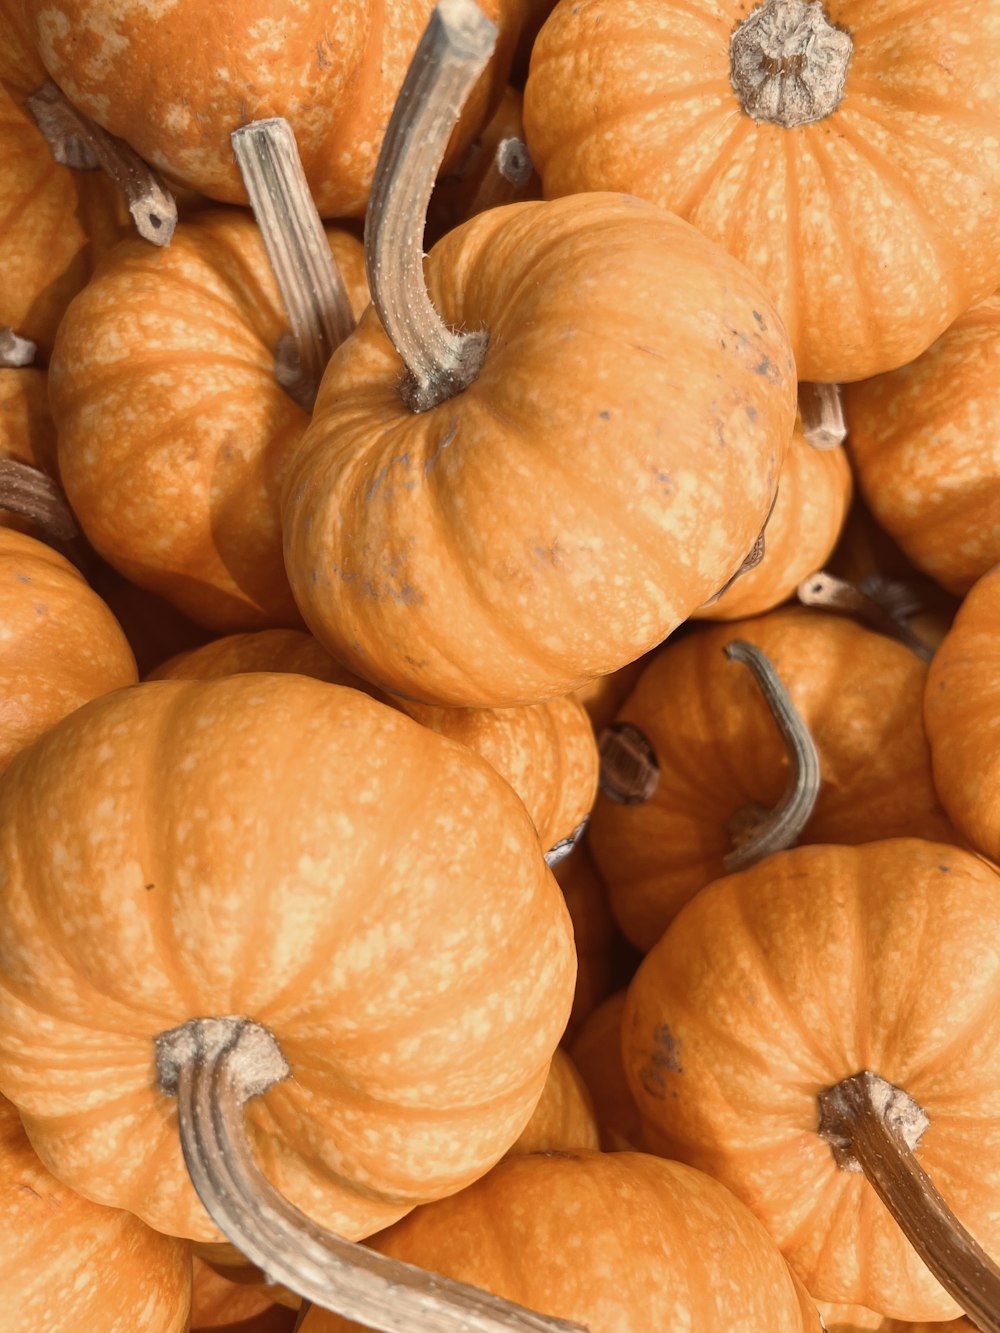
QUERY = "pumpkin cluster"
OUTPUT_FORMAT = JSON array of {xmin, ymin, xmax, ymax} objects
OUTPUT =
[{"xmin": 0, "ymin": 0, "xmax": 998, "ymax": 1329}]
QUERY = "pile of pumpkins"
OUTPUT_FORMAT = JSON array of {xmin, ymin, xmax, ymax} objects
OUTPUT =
[{"xmin": 1, "ymin": 0, "xmax": 999, "ymax": 1329}]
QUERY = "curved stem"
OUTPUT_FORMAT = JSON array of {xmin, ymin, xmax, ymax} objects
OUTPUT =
[
  {"xmin": 722, "ymin": 639, "xmax": 820, "ymax": 871},
  {"xmin": 465, "ymin": 137, "xmax": 535, "ymax": 217},
  {"xmin": 0, "ymin": 328, "xmax": 36, "ymax": 368},
  {"xmin": 231, "ymin": 119, "xmax": 356, "ymax": 412},
  {"xmin": 364, "ymin": 0, "xmax": 494, "ymax": 414},
  {"xmin": 698, "ymin": 487, "xmax": 778, "ymax": 608},
  {"xmin": 0, "ymin": 459, "xmax": 78, "ymax": 540},
  {"xmin": 798, "ymin": 382, "xmax": 845, "ymax": 450},
  {"xmin": 817, "ymin": 1071, "xmax": 1000, "ymax": 1333},
  {"xmin": 543, "ymin": 817, "xmax": 589, "ymax": 869},
  {"xmin": 26, "ymin": 80, "xmax": 176, "ymax": 244},
  {"xmin": 155, "ymin": 1017, "xmax": 588, "ymax": 1333},
  {"xmin": 797, "ymin": 570, "xmax": 933, "ymax": 662}
]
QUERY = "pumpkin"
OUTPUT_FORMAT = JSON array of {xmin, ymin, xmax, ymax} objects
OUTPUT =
[
  {"xmin": 552, "ymin": 842, "xmax": 629, "ymax": 1042},
  {"xmin": 298, "ymin": 1150, "xmax": 822, "ymax": 1332},
  {"xmin": 588, "ymin": 607, "xmax": 953, "ymax": 951},
  {"xmin": 149, "ymin": 627, "xmax": 598, "ymax": 859},
  {"xmin": 0, "ymin": 1094, "xmax": 191, "ymax": 1331},
  {"xmin": 925, "ymin": 563, "xmax": 1000, "ymax": 863},
  {"xmin": 571, "ymin": 654, "xmax": 649, "ymax": 737},
  {"xmin": 50, "ymin": 208, "xmax": 368, "ymax": 630},
  {"xmin": 819, "ymin": 1303, "xmax": 975, "ymax": 1333},
  {"xmin": 0, "ymin": 367, "xmax": 60, "ymax": 536},
  {"xmin": 523, "ymin": 0, "xmax": 1000, "ymax": 383},
  {"xmin": 568, "ymin": 991, "xmax": 644, "ymax": 1152},
  {"xmin": 19, "ymin": 0, "xmax": 528, "ymax": 217},
  {"xmin": 191, "ymin": 1257, "xmax": 298, "ymax": 1333},
  {"xmin": 0, "ymin": 0, "xmax": 45, "ymax": 97},
  {"xmin": 624, "ymin": 839, "xmax": 1000, "ymax": 1320},
  {"xmin": 843, "ymin": 291, "xmax": 1000, "ymax": 597},
  {"xmin": 0, "ymin": 527, "xmax": 137, "ymax": 772},
  {"xmin": 0, "ymin": 673, "xmax": 575, "ymax": 1242},
  {"xmin": 505, "ymin": 1047, "xmax": 599, "ymax": 1155}
]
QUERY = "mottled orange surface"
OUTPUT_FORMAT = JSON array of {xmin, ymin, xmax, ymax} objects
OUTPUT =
[
  {"xmin": 506, "ymin": 1047, "xmax": 599, "ymax": 1155},
  {"xmin": 569, "ymin": 991, "xmax": 645, "ymax": 1153}
]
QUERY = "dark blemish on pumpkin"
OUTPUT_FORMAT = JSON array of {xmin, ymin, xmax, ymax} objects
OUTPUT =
[
  {"xmin": 938, "ymin": 865, "xmax": 951, "ymax": 873},
  {"xmin": 16, "ymin": 573, "xmax": 30, "ymax": 582},
  {"xmin": 366, "ymin": 452, "xmax": 411, "ymax": 501},
  {"xmin": 745, "ymin": 405, "xmax": 758, "ymax": 423},
  {"xmin": 533, "ymin": 541, "xmax": 565, "ymax": 567},
  {"xmin": 316, "ymin": 42, "xmax": 329, "ymax": 68},
  {"xmin": 598, "ymin": 410, "xmax": 611, "ymax": 420},
  {"xmin": 752, "ymin": 310, "xmax": 765, "ymax": 327},
  {"xmin": 652, "ymin": 467, "xmax": 672, "ymax": 494},
  {"xmin": 145, "ymin": 883, "xmax": 155, "ymax": 892},
  {"xmin": 626, "ymin": 341, "xmax": 668, "ymax": 361},
  {"xmin": 538, "ymin": 1150, "xmax": 583, "ymax": 1160},
  {"xmin": 754, "ymin": 357, "xmax": 777, "ymax": 379},
  {"xmin": 652, "ymin": 1023, "xmax": 683, "ymax": 1072},
  {"xmin": 425, "ymin": 423, "xmax": 457, "ymax": 475},
  {"xmin": 34, "ymin": 603, "xmax": 47, "ymax": 617}
]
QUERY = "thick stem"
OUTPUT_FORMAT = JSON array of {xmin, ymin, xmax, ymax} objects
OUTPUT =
[
  {"xmin": 722, "ymin": 639, "xmax": 820, "ymax": 871},
  {"xmin": 817, "ymin": 1071, "xmax": 1000, "ymax": 1333},
  {"xmin": 797, "ymin": 570, "xmax": 933, "ymax": 662},
  {"xmin": 598, "ymin": 723, "xmax": 661, "ymax": 805},
  {"xmin": 231, "ymin": 119, "xmax": 356, "ymax": 412},
  {"xmin": 0, "ymin": 328, "xmax": 36, "ymax": 368},
  {"xmin": 0, "ymin": 459, "xmax": 78, "ymax": 541},
  {"xmin": 798, "ymin": 382, "xmax": 846, "ymax": 450},
  {"xmin": 543, "ymin": 817, "xmax": 588, "ymax": 869},
  {"xmin": 155, "ymin": 1017, "xmax": 587, "ymax": 1333},
  {"xmin": 25, "ymin": 80, "xmax": 177, "ymax": 245},
  {"xmin": 730, "ymin": 0, "xmax": 853, "ymax": 128},
  {"xmin": 365, "ymin": 0, "xmax": 494, "ymax": 414}
]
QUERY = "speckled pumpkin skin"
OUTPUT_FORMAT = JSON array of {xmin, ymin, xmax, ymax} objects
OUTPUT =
[
  {"xmin": 505, "ymin": 1047, "xmax": 599, "ymax": 1155},
  {"xmin": 819, "ymin": 1302, "xmax": 975, "ymax": 1333},
  {"xmin": 524, "ymin": 0, "xmax": 1000, "ymax": 383},
  {"xmin": 0, "ymin": 1096, "xmax": 191, "ymax": 1332},
  {"xmin": 299, "ymin": 1151, "xmax": 822, "ymax": 1332},
  {"xmin": 0, "ymin": 674, "xmax": 576, "ymax": 1242},
  {"xmin": 624, "ymin": 840, "xmax": 1000, "ymax": 1320},
  {"xmin": 283, "ymin": 192, "xmax": 797, "ymax": 708}
]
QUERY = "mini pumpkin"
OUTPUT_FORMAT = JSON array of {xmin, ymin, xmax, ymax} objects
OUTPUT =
[
  {"xmin": 190, "ymin": 1257, "xmax": 297, "ymax": 1333},
  {"xmin": 505, "ymin": 1047, "xmax": 599, "ymax": 1156},
  {"xmin": 568, "ymin": 991, "xmax": 644, "ymax": 1152}
]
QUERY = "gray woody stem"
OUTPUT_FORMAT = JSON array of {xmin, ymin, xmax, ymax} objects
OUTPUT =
[
  {"xmin": 0, "ymin": 459, "xmax": 78, "ymax": 540},
  {"xmin": 0, "ymin": 328, "xmax": 35, "ymax": 367},
  {"xmin": 365, "ymin": 0, "xmax": 494, "ymax": 414},
  {"xmin": 797, "ymin": 570, "xmax": 933, "ymax": 662},
  {"xmin": 798, "ymin": 382, "xmax": 846, "ymax": 450},
  {"xmin": 155, "ymin": 1017, "xmax": 588, "ymax": 1333},
  {"xmin": 818, "ymin": 1071, "xmax": 1000, "ymax": 1333},
  {"xmin": 231, "ymin": 119, "xmax": 356, "ymax": 412},
  {"xmin": 466, "ymin": 137, "xmax": 535, "ymax": 217},
  {"xmin": 25, "ymin": 80, "xmax": 176, "ymax": 244},
  {"xmin": 722, "ymin": 639, "xmax": 820, "ymax": 872}
]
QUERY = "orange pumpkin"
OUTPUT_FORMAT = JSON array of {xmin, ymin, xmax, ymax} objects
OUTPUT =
[
  {"xmin": 843, "ymin": 291, "xmax": 1000, "ymax": 596},
  {"xmin": 568, "ymin": 991, "xmax": 644, "ymax": 1153},
  {"xmin": 552, "ymin": 842, "xmax": 628, "ymax": 1041},
  {"xmin": 925, "ymin": 563, "xmax": 1000, "ymax": 862},
  {"xmin": 624, "ymin": 839, "xmax": 1000, "ymax": 1320},
  {"xmin": 820, "ymin": 1303, "xmax": 974, "ymax": 1333},
  {"xmin": 0, "ymin": 1094, "xmax": 191, "ymax": 1330},
  {"xmin": 0, "ymin": 0, "xmax": 45, "ymax": 96},
  {"xmin": 0, "ymin": 367, "xmax": 60, "ymax": 537},
  {"xmin": 191, "ymin": 1257, "xmax": 297, "ymax": 1333},
  {"xmin": 50, "ymin": 209, "xmax": 368, "ymax": 630},
  {"xmin": 0, "ymin": 527, "xmax": 137, "ymax": 772},
  {"xmin": 505, "ymin": 1047, "xmax": 599, "ymax": 1155},
  {"xmin": 0, "ymin": 673, "xmax": 575, "ymax": 1242},
  {"xmin": 523, "ymin": 0, "xmax": 1000, "ymax": 383},
  {"xmin": 298, "ymin": 1151, "xmax": 822, "ymax": 1332}
]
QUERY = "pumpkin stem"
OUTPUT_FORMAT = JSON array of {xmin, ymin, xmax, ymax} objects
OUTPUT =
[
  {"xmin": 0, "ymin": 459, "xmax": 78, "ymax": 541},
  {"xmin": 0, "ymin": 328, "xmax": 36, "ymax": 368},
  {"xmin": 798, "ymin": 383, "xmax": 846, "ymax": 450},
  {"xmin": 231, "ymin": 119, "xmax": 356, "ymax": 412},
  {"xmin": 730, "ymin": 0, "xmax": 853, "ymax": 129},
  {"xmin": 465, "ymin": 137, "xmax": 535, "ymax": 217},
  {"xmin": 797, "ymin": 570, "xmax": 934, "ymax": 661},
  {"xmin": 722, "ymin": 639, "xmax": 820, "ymax": 871},
  {"xmin": 818, "ymin": 1071, "xmax": 1000, "ymax": 1332},
  {"xmin": 365, "ymin": 0, "xmax": 495, "ymax": 414},
  {"xmin": 25, "ymin": 79, "xmax": 177, "ymax": 245},
  {"xmin": 155, "ymin": 1016, "xmax": 587, "ymax": 1333}
]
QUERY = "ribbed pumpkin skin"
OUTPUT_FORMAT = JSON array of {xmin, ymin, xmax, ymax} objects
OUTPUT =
[
  {"xmin": 50, "ymin": 210, "xmax": 368, "ymax": 631},
  {"xmin": 624, "ymin": 840, "xmax": 1000, "ymax": 1320},
  {"xmin": 552, "ymin": 843, "xmax": 621, "ymax": 1041},
  {"xmin": 300, "ymin": 1151, "xmax": 821, "ymax": 1333},
  {"xmin": 283, "ymin": 192, "xmax": 796, "ymax": 708},
  {"xmin": 0, "ymin": 528, "xmax": 137, "ymax": 772},
  {"xmin": 0, "ymin": 0, "xmax": 45, "ymax": 95},
  {"xmin": 925, "ymin": 564, "xmax": 1000, "ymax": 860},
  {"xmin": 506, "ymin": 1047, "xmax": 599, "ymax": 1155},
  {"xmin": 20, "ymin": 0, "xmax": 524, "ymax": 217},
  {"xmin": 569, "ymin": 991, "xmax": 644, "ymax": 1152},
  {"xmin": 523, "ymin": 0, "xmax": 1000, "ymax": 383},
  {"xmin": 0, "ymin": 85, "xmax": 124, "ymax": 357},
  {"xmin": 820, "ymin": 1303, "xmax": 974, "ymax": 1333},
  {"xmin": 0, "ymin": 1096, "xmax": 191, "ymax": 1332},
  {"xmin": 149, "ymin": 628, "xmax": 598, "ymax": 855},
  {"xmin": 844, "ymin": 292, "xmax": 1000, "ymax": 597},
  {"xmin": 0, "ymin": 674, "xmax": 576, "ymax": 1242},
  {"xmin": 588, "ymin": 608, "xmax": 954, "ymax": 952}
]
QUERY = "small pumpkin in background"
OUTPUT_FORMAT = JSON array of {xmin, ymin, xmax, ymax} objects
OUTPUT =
[
  {"xmin": 819, "ymin": 1303, "xmax": 975, "ymax": 1333},
  {"xmin": 552, "ymin": 842, "xmax": 632, "ymax": 1043},
  {"xmin": 0, "ymin": 366, "xmax": 60, "ymax": 538},
  {"xmin": 0, "ymin": 0, "xmax": 45, "ymax": 97},
  {"xmin": 572, "ymin": 652, "xmax": 649, "ymax": 737},
  {"xmin": 505, "ymin": 1047, "xmax": 599, "ymax": 1156},
  {"xmin": 568, "ymin": 991, "xmax": 644, "ymax": 1153},
  {"xmin": 191, "ymin": 1257, "xmax": 297, "ymax": 1333},
  {"xmin": 844, "ymin": 291, "xmax": 1000, "ymax": 597},
  {"xmin": 0, "ymin": 1094, "xmax": 191, "ymax": 1331}
]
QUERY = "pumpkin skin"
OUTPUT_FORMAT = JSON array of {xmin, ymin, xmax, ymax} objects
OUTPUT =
[
  {"xmin": 149, "ymin": 628, "xmax": 598, "ymax": 857},
  {"xmin": 299, "ymin": 1151, "xmax": 822, "ymax": 1332},
  {"xmin": 20, "ymin": 0, "xmax": 527, "ymax": 217},
  {"xmin": 843, "ymin": 292, "xmax": 1000, "ymax": 597},
  {"xmin": 568, "ymin": 991, "xmax": 644, "ymax": 1152},
  {"xmin": 0, "ymin": 0, "xmax": 45, "ymax": 96},
  {"xmin": 505, "ymin": 1047, "xmax": 599, "ymax": 1155},
  {"xmin": 0, "ymin": 367, "xmax": 59, "ymax": 536},
  {"xmin": 624, "ymin": 840, "xmax": 1000, "ymax": 1320},
  {"xmin": 283, "ymin": 192, "xmax": 797, "ymax": 708},
  {"xmin": 925, "ymin": 564, "xmax": 1000, "ymax": 861},
  {"xmin": 190, "ymin": 1258, "xmax": 297, "ymax": 1333},
  {"xmin": 0, "ymin": 1095, "xmax": 191, "ymax": 1332},
  {"xmin": 0, "ymin": 674, "xmax": 576, "ymax": 1242},
  {"xmin": 552, "ymin": 842, "xmax": 626, "ymax": 1042},
  {"xmin": 0, "ymin": 527, "xmax": 137, "ymax": 772},
  {"xmin": 819, "ymin": 1303, "xmax": 974, "ymax": 1333},
  {"xmin": 50, "ymin": 209, "xmax": 368, "ymax": 630},
  {"xmin": 523, "ymin": 0, "xmax": 1000, "ymax": 383},
  {"xmin": 588, "ymin": 607, "xmax": 954, "ymax": 952}
]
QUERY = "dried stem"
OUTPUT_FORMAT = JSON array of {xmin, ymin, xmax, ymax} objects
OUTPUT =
[
  {"xmin": 0, "ymin": 328, "xmax": 36, "ymax": 368},
  {"xmin": 543, "ymin": 818, "xmax": 588, "ymax": 869},
  {"xmin": 365, "ymin": 0, "xmax": 495, "ymax": 414},
  {"xmin": 25, "ymin": 80, "xmax": 176, "ymax": 245},
  {"xmin": 798, "ymin": 382, "xmax": 846, "ymax": 449},
  {"xmin": 155, "ymin": 1016, "xmax": 587, "ymax": 1333},
  {"xmin": 797, "ymin": 570, "xmax": 933, "ymax": 661},
  {"xmin": 0, "ymin": 459, "xmax": 78, "ymax": 541},
  {"xmin": 231, "ymin": 119, "xmax": 356, "ymax": 412},
  {"xmin": 818, "ymin": 1071, "xmax": 1000, "ymax": 1332},
  {"xmin": 722, "ymin": 639, "xmax": 820, "ymax": 871},
  {"xmin": 465, "ymin": 136, "xmax": 535, "ymax": 216}
]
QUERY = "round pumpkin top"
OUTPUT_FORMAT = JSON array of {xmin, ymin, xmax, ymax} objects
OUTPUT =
[
  {"xmin": 624, "ymin": 838, "xmax": 1000, "ymax": 1320},
  {"xmin": 819, "ymin": 1302, "xmax": 975, "ymax": 1333},
  {"xmin": 0, "ymin": 673, "xmax": 576, "ymax": 1243},
  {"xmin": 283, "ymin": 191, "xmax": 797, "ymax": 708},
  {"xmin": 524, "ymin": 0, "xmax": 1000, "ymax": 382}
]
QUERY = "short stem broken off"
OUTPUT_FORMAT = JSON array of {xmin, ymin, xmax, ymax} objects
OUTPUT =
[
  {"xmin": 731, "ymin": 0, "xmax": 853, "ymax": 127},
  {"xmin": 0, "ymin": 459, "xmax": 78, "ymax": 541},
  {"xmin": 0, "ymin": 328, "xmax": 36, "ymax": 368},
  {"xmin": 797, "ymin": 570, "xmax": 933, "ymax": 662},
  {"xmin": 798, "ymin": 382, "xmax": 846, "ymax": 450}
]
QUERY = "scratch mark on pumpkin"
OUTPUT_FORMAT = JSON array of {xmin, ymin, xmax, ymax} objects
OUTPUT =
[{"xmin": 425, "ymin": 423, "xmax": 457, "ymax": 475}]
